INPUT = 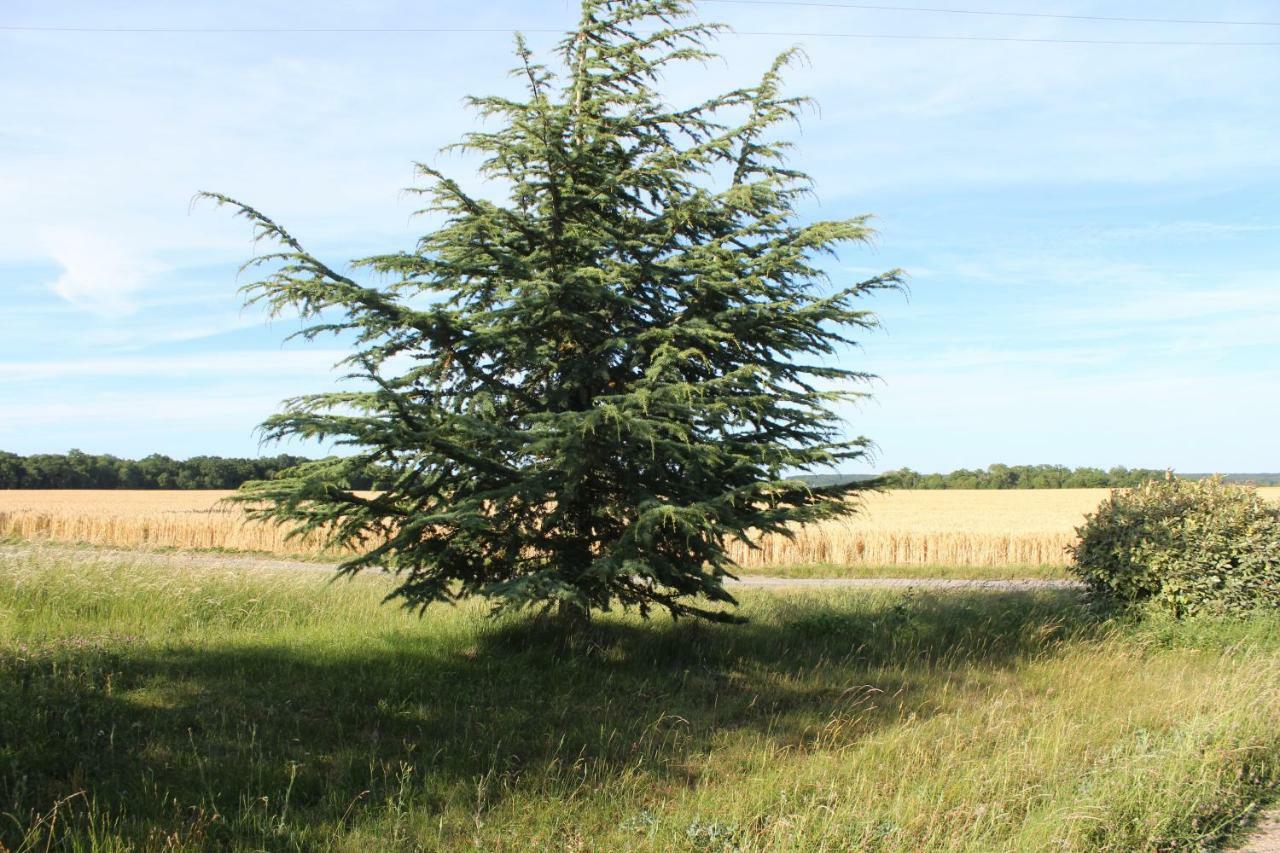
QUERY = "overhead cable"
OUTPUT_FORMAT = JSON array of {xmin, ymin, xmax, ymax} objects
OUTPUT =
[
  {"xmin": 1, "ymin": 23, "xmax": 1277, "ymax": 46},
  {"xmin": 703, "ymin": 0, "xmax": 1280, "ymax": 28}
]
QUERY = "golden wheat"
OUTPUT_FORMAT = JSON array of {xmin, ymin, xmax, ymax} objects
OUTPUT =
[
  {"xmin": 0, "ymin": 490, "xmax": 337, "ymax": 557},
  {"xmin": 2, "ymin": 488, "xmax": 1278, "ymax": 568},
  {"xmin": 730, "ymin": 488, "xmax": 1100, "ymax": 568},
  {"xmin": 735, "ymin": 487, "xmax": 1280, "ymax": 568}
]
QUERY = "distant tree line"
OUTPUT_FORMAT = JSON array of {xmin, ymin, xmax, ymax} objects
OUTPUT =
[
  {"xmin": 0, "ymin": 450, "xmax": 322, "ymax": 490},
  {"xmin": 804, "ymin": 465, "xmax": 1207, "ymax": 489},
  {"xmin": 883, "ymin": 464, "xmax": 1174, "ymax": 489},
  {"xmin": 2, "ymin": 453, "xmax": 1273, "ymax": 490}
]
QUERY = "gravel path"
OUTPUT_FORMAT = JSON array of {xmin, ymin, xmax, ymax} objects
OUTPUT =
[
  {"xmin": 1239, "ymin": 809, "xmax": 1280, "ymax": 852},
  {"xmin": 1, "ymin": 542, "xmax": 1078, "ymax": 591}
]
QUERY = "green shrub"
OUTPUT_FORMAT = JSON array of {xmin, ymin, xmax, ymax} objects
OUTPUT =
[{"xmin": 1071, "ymin": 476, "xmax": 1280, "ymax": 617}]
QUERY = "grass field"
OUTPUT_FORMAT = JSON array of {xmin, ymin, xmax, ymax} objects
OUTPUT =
[{"xmin": 3, "ymin": 546, "xmax": 1278, "ymax": 851}]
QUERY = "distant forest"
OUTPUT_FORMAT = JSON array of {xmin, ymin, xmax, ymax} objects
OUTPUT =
[
  {"xmin": 1, "ymin": 452, "xmax": 1275, "ymax": 490},
  {"xmin": 813, "ymin": 466, "xmax": 1280, "ymax": 489},
  {"xmin": 0, "ymin": 450, "xmax": 319, "ymax": 490},
  {"xmin": 881, "ymin": 465, "xmax": 1167, "ymax": 489}
]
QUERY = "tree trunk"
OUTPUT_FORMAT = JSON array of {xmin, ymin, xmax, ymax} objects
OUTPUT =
[{"xmin": 555, "ymin": 598, "xmax": 591, "ymax": 631}]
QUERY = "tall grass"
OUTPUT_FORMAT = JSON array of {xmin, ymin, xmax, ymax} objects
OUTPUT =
[{"xmin": 3, "ymin": 546, "xmax": 1278, "ymax": 850}]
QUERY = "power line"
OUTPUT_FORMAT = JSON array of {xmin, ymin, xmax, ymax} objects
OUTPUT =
[
  {"xmin": 1, "ymin": 23, "xmax": 1277, "ymax": 46},
  {"xmin": 735, "ymin": 30, "xmax": 1280, "ymax": 45},
  {"xmin": 703, "ymin": 0, "xmax": 1280, "ymax": 28}
]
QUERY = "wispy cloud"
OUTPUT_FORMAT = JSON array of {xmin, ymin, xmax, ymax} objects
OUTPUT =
[
  {"xmin": 40, "ymin": 228, "xmax": 167, "ymax": 317},
  {"xmin": 1052, "ymin": 281, "xmax": 1280, "ymax": 326},
  {"xmin": 1083, "ymin": 221, "xmax": 1280, "ymax": 241},
  {"xmin": 0, "ymin": 350, "xmax": 347, "ymax": 383},
  {"xmin": 75, "ymin": 314, "xmax": 273, "ymax": 352},
  {"xmin": 850, "ymin": 364, "xmax": 1280, "ymax": 472},
  {"xmin": 0, "ymin": 391, "xmax": 275, "ymax": 431}
]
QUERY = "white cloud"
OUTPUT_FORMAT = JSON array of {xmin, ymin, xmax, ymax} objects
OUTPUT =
[
  {"xmin": 0, "ymin": 349, "xmax": 346, "ymax": 383},
  {"xmin": 1085, "ymin": 221, "xmax": 1280, "ymax": 241},
  {"xmin": 1057, "ymin": 283, "xmax": 1280, "ymax": 326},
  {"xmin": 40, "ymin": 228, "xmax": 168, "ymax": 316},
  {"xmin": 0, "ymin": 390, "xmax": 273, "ymax": 431},
  {"xmin": 76, "ymin": 313, "xmax": 272, "ymax": 351}
]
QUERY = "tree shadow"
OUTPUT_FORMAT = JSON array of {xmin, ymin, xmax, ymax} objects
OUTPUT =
[{"xmin": 1, "ymin": 588, "xmax": 1101, "ymax": 847}]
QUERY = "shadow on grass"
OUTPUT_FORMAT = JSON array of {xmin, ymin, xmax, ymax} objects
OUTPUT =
[{"xmin": 1, "ymin": 588, "xmax": 1099, "ymax": 848}]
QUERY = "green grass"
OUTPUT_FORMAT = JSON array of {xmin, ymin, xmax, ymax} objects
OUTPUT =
[
  {"xmin": 4, "ymin": 537, "xmax": 1071, "ymax": 579},
  {"xmin": 735, "ymin": 561, "xmax": 1070, "ymax": 581},
  {"xmin": 2, "ymin": 550, "xmax": 1278, "ymax": 851},
  {"xmin": 0, "ymin": 537, "xmax": 341, "ymax": 563}
]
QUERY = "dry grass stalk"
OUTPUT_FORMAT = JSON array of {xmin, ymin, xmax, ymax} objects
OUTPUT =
[{"xmin": 2, "ymin": 488, "xmax": 1277, "ymax": 568}]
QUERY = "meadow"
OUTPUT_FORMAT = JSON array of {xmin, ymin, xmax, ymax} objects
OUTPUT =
[
  {"xmin": 5, "ymin": 489, "xmax": 1280, "ymax": 849},
  {"xmin": 3, "ymin": 546, "xmax": 1279, "ymax": 850},
  {"xmin": 17, "ymin": 488, "xmax": 1277, "ymax": 576}
]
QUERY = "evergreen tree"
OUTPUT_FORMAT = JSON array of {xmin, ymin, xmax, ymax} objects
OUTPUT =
[{"xmin": 203, "ymin": 0, "xmax": 901, "ymax": 623}]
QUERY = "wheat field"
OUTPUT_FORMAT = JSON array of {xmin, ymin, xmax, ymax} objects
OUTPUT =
[
  {"xmin": 732, "ymin": 489, "xmax": 1110, "ymax": 568},
  {"xmin": 3, "ymin": 488, "xmax": 1278, "ymax": 569},
  {"xmin": 0, "ymin": 490, "xmax": 335, "ymax": 557}
]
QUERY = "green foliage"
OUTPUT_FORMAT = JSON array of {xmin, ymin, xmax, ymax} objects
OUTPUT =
[
  {"xmin": 1071, "ymin": 476, "xmax": 1280, "ymax": 616},
  {"xmin": 881, "ymin": 464, "xmax": 1170, "ymax": 490},
  {"xmin": 0, "ymin": 450, "xmax": 312, "ymax": 490},
  {"xmin": 203, "ymin": 0, "xmax": 900, "ymax": 622}
]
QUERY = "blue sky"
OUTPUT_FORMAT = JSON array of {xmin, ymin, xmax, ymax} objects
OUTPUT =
[{"xmin": 2, "ymin": 0, "xmax": 1278, "ymax": 473}]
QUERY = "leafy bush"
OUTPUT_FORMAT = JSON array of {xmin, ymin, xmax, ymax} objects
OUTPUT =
[{"xmin": 1071, "ymin": 476, "xmax": 1280, "ymax": 616}]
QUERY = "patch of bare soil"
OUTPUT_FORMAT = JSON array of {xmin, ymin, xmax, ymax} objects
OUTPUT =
[{"xmin": 1238, "ymin": 808, "xmax": 1280, "ymax": 852}]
